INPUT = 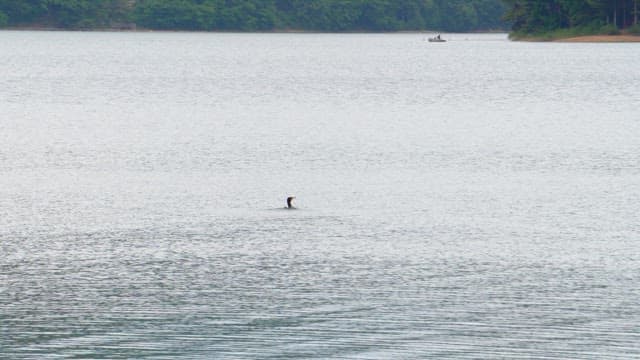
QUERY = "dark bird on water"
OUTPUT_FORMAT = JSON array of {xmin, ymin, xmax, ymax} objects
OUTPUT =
[{"xmin": 286, "ymin": 196, "xmax": 295, "ymax": 209}]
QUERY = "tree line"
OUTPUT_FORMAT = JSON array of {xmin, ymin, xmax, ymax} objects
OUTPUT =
[
  {"xmin": 0, "ymin": 0, "xmax": 131, "ymax": 29},
  {"xmin": 503, "ymin": 0, "xmax": 640, "ymax": 36},
  {"xmin": 0, "ymin": 0, "xmax": 508, "ymax": 32}
]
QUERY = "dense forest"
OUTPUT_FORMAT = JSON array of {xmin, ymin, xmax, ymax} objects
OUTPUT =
[
  {"xmin": 503, "ymin": 0, "xmax": 640, "ymax": 37},
  {"xmin": 0, "ymin": 0, "xmax": 507, "ymax": 32}
]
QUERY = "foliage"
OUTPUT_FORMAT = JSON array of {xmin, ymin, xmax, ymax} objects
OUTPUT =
[
  {"xmin": 509, "ymin": 23, "xmax": 623, "ymax": 41},
  {"xmin": 0, "ymin": 0, "xmax": 47, "ymax": 25},
  {"xmin": 135, "ymin": 0, "xmax": 216, "ymax": 30},
  {"xmin": 600, "ymin": 24, "xmax": 621, "ymax": 35},
  {"xmin": 627, "ymin": 23, "xmax": 640, "ymax": 34},
  {"xmin": 503, "ymin": 0, "xmax": 639, "ymax": 37},
  {"xmin": 0, "ymin": 0, "xmax": 508, "ymax": 31},
  {"xmin": 0, "ymin": 0, "xmax": 132, "ymax": 28},
  {"xmin": 273, "ymin": 0, "xmax": 508, "ymax": 32}
]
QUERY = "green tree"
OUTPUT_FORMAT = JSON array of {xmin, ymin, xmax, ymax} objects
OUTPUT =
[
  {"xmin": 0, "ymin": 0, "xmax": 509, "ymax": 32},
  {"xmin": 440, "ymin": 0, "xmax": 480, "ymax": 32},
  {"xmin": 0, "ymin": 0, "xmax": 48, "ymax": 24},
  {"xmin": 0, "ymin": 10, "xmax": 8, "ymax": 27},
  {"xmin": 503, "ymin": 0, "xmax": 639, "ymax": 35},
  {"xmin": 217, "ymin": 0, "xmax": 277, "ymax": 31},
  {"xmin": 135, "ymin": 0, "xmax": 217, "ymax": 30}
]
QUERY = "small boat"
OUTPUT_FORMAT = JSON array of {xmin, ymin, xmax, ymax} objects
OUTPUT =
[{"xmin": 428, "ymin": 35, "xmax": 446, "ymax": 42}]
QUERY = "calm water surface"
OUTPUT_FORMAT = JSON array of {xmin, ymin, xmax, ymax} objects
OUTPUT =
[{"xmin": 1, "ymin": 32, "xmax": 639, "ymax": 359}]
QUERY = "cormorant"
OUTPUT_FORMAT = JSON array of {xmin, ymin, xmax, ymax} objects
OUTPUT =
[{"xmin": 286, "ymin": 196, "xmax": 295, "ymax": 209}]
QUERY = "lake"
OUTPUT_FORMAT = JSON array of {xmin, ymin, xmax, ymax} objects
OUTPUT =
[{"xmin": 1, "ymin": 31, "xmax": 639, "ymax": 359}]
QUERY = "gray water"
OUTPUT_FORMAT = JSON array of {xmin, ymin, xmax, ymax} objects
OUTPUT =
[{"xmin": 1, "ymin": 31, "xmax": 639, "ymax": 359}]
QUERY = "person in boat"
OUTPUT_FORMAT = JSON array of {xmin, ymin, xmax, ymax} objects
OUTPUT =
[
  {"xmin": 437, "ymin": 34, "xmax": 441, "ymax": 40},
  {"xmin": 286, "ymin": 196, "xmax": 295, "ymax": 209}
]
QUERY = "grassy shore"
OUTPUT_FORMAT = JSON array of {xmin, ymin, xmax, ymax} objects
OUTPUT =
[
  {"xmin": 512, "ymin": 33, "xmax": 640, "ymax": 42},
  {"xmin": 555, "ymin": 34, "xmax": 640, "ymax": 42},
  {"xmin": 510, "ymin": 24, "xmax": 640, "ymax": 42}
]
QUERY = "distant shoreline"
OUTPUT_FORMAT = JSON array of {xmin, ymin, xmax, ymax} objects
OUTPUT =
[
  {"xmin": 0, "ymin": 26, "xmax": 506, "ymax": 35},
  {"xmin": 511, "ymin": 32, "xmax": 640, "ymax": 43},
  {"xmin": 554, "ymin": 34, "xmax": 640, "ymax": 43}
]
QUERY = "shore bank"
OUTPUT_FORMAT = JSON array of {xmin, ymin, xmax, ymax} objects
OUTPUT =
[{"xmin": 555, "ymin": 34, "xmax": 640, "ymax": 42}]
